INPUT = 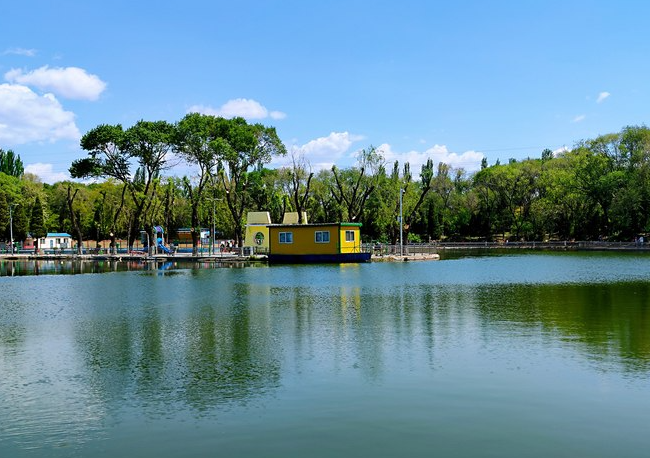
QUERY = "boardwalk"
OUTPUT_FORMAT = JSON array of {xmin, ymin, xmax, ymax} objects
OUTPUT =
[{"xmin": 1, "ymin": 240, "xmax": 648, "ymax": 263}]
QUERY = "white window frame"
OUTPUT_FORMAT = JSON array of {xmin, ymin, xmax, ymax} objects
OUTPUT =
[
  {"xmin": 345, "ymin": 230, "xmax": 355, "ymax": 242},
  {"xmin": 279, "ymin": 231, "xmax": 293, "ymax": 244},
  {"xmin": 315, "ymin": 231, "xmax": 330, "ymax": 243}
]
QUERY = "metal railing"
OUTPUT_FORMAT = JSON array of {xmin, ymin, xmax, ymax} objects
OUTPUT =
[{"xmin": 363, "ymin": 240, "xmax": 649, "ymax": 255}]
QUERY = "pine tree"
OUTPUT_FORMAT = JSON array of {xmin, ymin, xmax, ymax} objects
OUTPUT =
[
  {"xmin": 0, "ymin": 148, "xmax": 24, "ymax": 177},
  {"xmin": 30, "ymin": 197, "xmax": 46, "ymax": 252}
]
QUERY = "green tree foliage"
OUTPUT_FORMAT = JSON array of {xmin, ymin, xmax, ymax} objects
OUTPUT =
[
  {"xmin": 30, "ymin": 196, "xmax": 46, "ymax": 250},
  {"xmin": 0, "ymin": 193, "xmax": 8, "ymax": 236},
  {"xmin": 0, "ymin": 122, "xmax": 636, "ymax": 247},
  {"xmin": 174, "ymin": 113, "xmax": 220, "ymax": 253},
  {"xmin": 0, "ymin": 148, "xmax": 24, "ymax": 177},
  {"xmin": 286, "ymin": 152, "xmax": 314, "ymax": 224},
  {"xmin": 72, "ymin": 120, "xmax": 175, "ymax": 247},
  {"xmin": 307, "ymin": 169, "xmax": 340, "ymax": 224},
  {"xmin": 331, "ymin": 146, "xmax": 384, "ymax": 222},
  {"xmin": 246, "ymin": 167, "xmax": 284, "ymax": 222},
  {"xmin": 541, "ymin": 148, "xmax": 553, "ymax": 162},
  {"xmin": 11, "ymin": 203, "xmax": 29, "ymax": 242},
  {"xmin": 212, "ymin": 117, "xmax": 287, "ymax": 246}
]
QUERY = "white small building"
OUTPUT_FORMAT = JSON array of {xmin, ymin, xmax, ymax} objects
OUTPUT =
[{"xmin": 39, "ymin": 233, "xmax": 72, "ymax": 250}]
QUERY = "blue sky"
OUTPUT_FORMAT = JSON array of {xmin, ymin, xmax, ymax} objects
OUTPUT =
[{"xmin": 2, "ymin": 0, "xmax": 649, "ymax": 183}]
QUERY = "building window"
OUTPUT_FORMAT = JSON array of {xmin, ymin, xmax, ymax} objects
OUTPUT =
[
  {"xmin": 279, "ymin": 232, "xmax": 293, "ymax": 244},
  {"xmin": 315, "ymin": 231, "xmax": 330, "ymax": 243},
  {"xmin": 345, "ymin": 230, "xmax": 355, "ymax": 242}
]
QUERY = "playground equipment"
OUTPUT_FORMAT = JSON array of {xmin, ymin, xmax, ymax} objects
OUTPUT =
[
  {"xmin": 154, "ymin": 226, "xmax": 173, "ymax": 254},
  {"xmin": 140, "ymin": 226, "xmax": 174, "ymax": 255}
]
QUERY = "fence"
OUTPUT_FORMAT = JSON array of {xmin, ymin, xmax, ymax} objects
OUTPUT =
[{"xmin": 363, "ymin": 240, "xmax": 649, "ymax": 255}]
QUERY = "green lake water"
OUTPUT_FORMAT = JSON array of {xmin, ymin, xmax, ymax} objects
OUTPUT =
[{"xmin": 1, "ymin": 251, "xmax": 649, "ymax": 457}]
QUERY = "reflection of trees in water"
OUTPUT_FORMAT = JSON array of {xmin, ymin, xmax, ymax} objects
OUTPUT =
[
  {"xmin": 184, "ymin": 283, "xmax": 280, "ymax": 410},
  {"xmin": 69, "ymin": 275, "xmax": 650, "ymax": 418},
  {"xmin": 276, "ymin": 281, "xmax": 650, "ymax": 380},
  {"xmin": 0, "ymin": 260, "xmax": 257, "ymax": 277},
  {"xmin": 0, "ymin": 260, "xmax": 129, "ymax": 276},
  {"xmin": 75, "ymin": 283, "xmax": 280, "ymax": 417},
  {"xmin": 472, "ymin": 282, "xmax": 650, "ymax": 374}
]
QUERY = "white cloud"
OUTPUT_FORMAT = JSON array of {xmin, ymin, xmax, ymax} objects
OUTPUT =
[
  {"xmin": 0, "ymin": 83, "xmax": 80, "ymax": 144},
  {"xmin": 596, "ymin": 91, "xmax": 610, "ymax": 103},
  {"xmin": 272, "ymin": 131, "xmax": 364, "ymax": 170},
  {"xmin": 24, "ymin": 163, "xmax": 70, "ymax": 184},
  {"xmin": 272, "ymin": 133, "xmax": 483, "ymax": 173},
  {"xmin": 572, "ymin": 114, "xmax": 586, "ymax": 123},
  {"xmin": 270, "ymin": 110, "xmax": 287, "ymax": 120},
  {"xmin": 379, "ymin": 143, "xmax": 484, "ymax": 173},
  {"xmin": 4, "ymin": 66, "xmax": 107, "ymax": 101},
  {"xmin": 3, "ymin": 48, "xmax": 37, "ymax": 57},
  {"xmin": 553, "ymin": 146, "xmax": 570, "ymax": 156},
  {"xmin": 188, "ymin": 98, "xmax": 285, "ymax": 121}
]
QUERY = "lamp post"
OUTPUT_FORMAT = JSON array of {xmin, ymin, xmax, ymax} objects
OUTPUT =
[
  {"xmin": 399, "ymin": 188, "xmax": 404, "ymax": 257},
  {"xmin": 206, "ymin": 197, "xmax": 223, "ymax": 256},
  {"xmin": 9, "ymin": 204, "xmax": 14, "ymax": 254}
]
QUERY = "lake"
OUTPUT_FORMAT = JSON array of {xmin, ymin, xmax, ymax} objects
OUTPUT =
[{"xmin": 1, "ymin": 251, "xmax": 649, "ymax": 457}]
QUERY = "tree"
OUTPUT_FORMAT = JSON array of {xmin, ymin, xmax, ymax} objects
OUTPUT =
[
  {"xmin": 287, "ymin": 151, "xmax": 313, "ymax": 224},
  {"xmin": 11, "ymin": 203, "xmax": 29, "ymax": 243},
  {"xmin": 174, "ymin": 113, "xmax": 220, "ymax": 254},
  {"xmin": 307, "ymin": 169, "xmax": 340, "ymax": 223},
  {"xmin": 568, "ymin": 143, "xmax": 623, "ymax": 237},
  {"xmin": 71, "ymin": 120, "xmax": 175, "ymax": 248},
  {"xmin": 212, "ymin": 117, "xmax": 286, "ymax": 246},
  {"xmin": 66, "ymin": 184, "xmax": 84, "ymax": 254},
  {"xmin": 246, "ymin": 167, "xmax": 284, "ymax": 223},
  {"xmin": 331, "ymin": 146, "xmax": 384, "ymax": 222},
  {"xmin": 31, "ymin": 196, "xmax": 46, "ymax": 252},
  {"xmin": 0, "ymin": 148, "xmax": 24, "ymax": 177},
  {"xmin": 406, "ymin": 160, "xmax": 437, "ymax": 236},
  {"xmin": 0, "ymin": 193, "xmax": 8, "ymax": 238}
]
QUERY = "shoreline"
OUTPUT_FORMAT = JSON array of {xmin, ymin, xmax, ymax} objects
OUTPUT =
[{"xmin": 1, "ymin": 241, "xmax": 649, "ymax": 263}]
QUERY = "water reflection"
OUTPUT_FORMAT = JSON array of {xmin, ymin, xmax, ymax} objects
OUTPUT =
[
  {"xmin": 0, "ymin": 259, "xmax": 261, "ymax": 276},
  {"xmin": 73, "ymin": 285, "xmax": 281, "ymax": 418},
  {"xmin": 473, "ymin": 282, "xmax": 650, "ymax": 373},
  {"xmin": 1, "ymin": 255, "xmax": 650, "ymax": 457}
]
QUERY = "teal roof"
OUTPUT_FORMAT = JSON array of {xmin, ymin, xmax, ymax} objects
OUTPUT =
[{"xmin": 46, "ymin": 232, "xmax": 71, "ymax": 237}]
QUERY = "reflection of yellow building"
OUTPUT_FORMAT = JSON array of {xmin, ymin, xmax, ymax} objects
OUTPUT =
[
  {"xmin": 244, "ymin": 212, "xmax": 272, "ymax": 251},
  {"xmin": 268, "ymin": 222, "xmax": 370, "ymax": 263}
]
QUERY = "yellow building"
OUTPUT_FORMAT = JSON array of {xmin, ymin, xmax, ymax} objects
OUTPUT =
[
  {"xmin": 282, "ymin": 211, "xmax": 308, "ymax": 224},
  {"xmin": 267, "ymin": 222, "xmax": 370, "ymax": 263},
  {"xmin": 244, "ymin": 212, "xmax": 272, "ymax": 251}
]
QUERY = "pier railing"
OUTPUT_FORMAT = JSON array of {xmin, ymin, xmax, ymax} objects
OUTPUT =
[
  {"xmin": 2, "ymin": 240, "xmax": 648, "ymax": 257},
  {"xmin": 364, "ymin": 240, "xmax": 648, "ymax": 255}
]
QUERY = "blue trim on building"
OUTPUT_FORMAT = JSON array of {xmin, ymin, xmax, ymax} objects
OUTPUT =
[{"xmin": 268, "ymin": 253, "xmax": 371, "ymax": 264}]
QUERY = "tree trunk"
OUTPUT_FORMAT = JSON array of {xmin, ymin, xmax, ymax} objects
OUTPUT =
[{"xmin": 67, "ymin": 186, "xmax": 84, "ymax": 255}]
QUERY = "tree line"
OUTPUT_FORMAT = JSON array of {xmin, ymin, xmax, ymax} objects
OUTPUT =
[{"xmin": 1, "ymin": 119, "xmax": 650, "ymax": 253}]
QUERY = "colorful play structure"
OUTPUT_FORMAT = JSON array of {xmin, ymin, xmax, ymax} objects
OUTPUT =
[{"xmin": 140, "ymin": 226, "xmax": 173, "ymax": 254}]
